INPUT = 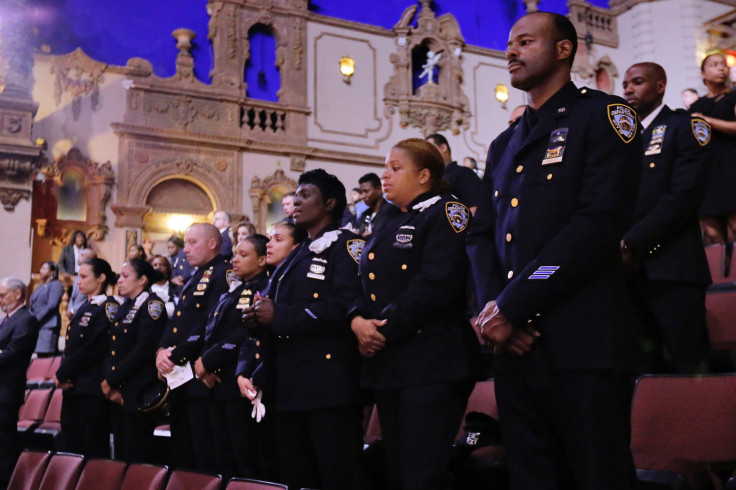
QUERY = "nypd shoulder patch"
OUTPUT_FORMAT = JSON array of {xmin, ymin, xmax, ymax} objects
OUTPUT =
[
  {"xmin": 346, "ymin": 239, "xmax": 365, "ymax": 264},
  {"xmin": 607, "ymin": 104, "xmax": 638, "ymax": 143},
  {"xmin": 148, "ymin": 300, "xmax": 164, "ymax": 320},
  {"xmin": 105, "ymin": 302, "xmax": 118, "ymax": 322},
  {"xmin": 445, "ymin": 201, "xmax": 470, "ymax": 233},
  {"xmin": 691, "ymin": 118, "xmax": 711, "ymax": 146}
]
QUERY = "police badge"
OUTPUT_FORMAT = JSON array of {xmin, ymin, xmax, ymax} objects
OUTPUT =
[
  {"xmin": 445, "ymin": 202, "xmax": 470, "ymax": 233},
  {"xmin": 607, "ymin": 104, "xmax": 638, "ymax": 143},
  {"xmin": 346, "ymin": 239, "xmax": 365, "ymax": 264},
  {"xmin": 105, "ymin": 302, "xmax": 118, "ymax": 322},
  {"xmin": 691, "ymin": 118, "xmax": 711, "ymax": 146},
  {"xmin": 148, "ymin": 300, "xmax": 164, "ymax": 320},
  {"xmin": 307, "ymin": 261, "xmax": 326, "ymax": 280}
]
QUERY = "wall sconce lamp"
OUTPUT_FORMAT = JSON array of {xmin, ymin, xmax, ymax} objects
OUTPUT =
[
  {"xmin": 495, "ymin": 83, "xmax": 509, "ymax": 109},
  {"xmin": 339, "ymin": 56, "xmax": 355, "ymax": 84}
]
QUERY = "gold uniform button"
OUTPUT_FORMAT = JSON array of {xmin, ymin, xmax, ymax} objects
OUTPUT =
[
  {"xmin": 506, "ymin": 233, "xmax": 512, "ymax": 242},
  {"xmin": 123, "ymin": 329, "xmax": 128, "ymax": 333},
  {"xmin": 325, "ymin": 354, "xmax": 331, "ymax": 360},
  {"xmin": 547, "ymin": 173, "xmax": 553, "ymax": 180},
  {"xmin": 111, "ymin": 366, "xmax": 115, "ymax": 371},
  {"xmin": 494, "ymin": 190, "xmax": 499, "ymax": 197},
  {"xmin": 196, "ymin": 304, "xmax": 200, "ymax": 308},
  {"xmin": 369, "ymin": 273, "xmax": 375, "ymax": 280},
  {"xmin": 115, "ymin": 322, "xmax": 119, "ymax": 326},
  {"xmin": 65, "ymin": 335, "xmax": 69, "ymax": 340},
  {"xmin": 516, "ymin": 165, "xmax": 524, "ymax": 173},
  {"xmin": 511, "ymin": 198, "xmax": 519, "ymax": 207},
  {"xmin": 173, "ymin": 328, "xmax": 178, "ymax": 333},
  {"xmin": 581, "ymin": 88, "xmax": 587, "ymax": 94},
  {"xmin": 214, "ymin": 312, "xmax": 219, "ymax": 316},
  {"xmin": 176, "ymin": 311, "xmax": 181, "ymax": 317},
  {"xmin": 649, "ymin": 162, "xmax": 655, "ymax": 168},
  {"xmin": 255, "ymin": 353, "xmax": 260, "ymax": 359},
  {"xmin": 313, "ymin": 293, "xmax": 319, "ymax": 299},
  {"xmin": 368, "ymin": 253, "xmax": 375, "ymax": 260},
  {"xmin": 112, "ymin": 336, "xmax": 116, "ymax": 341},
  {"xmin": 417, "ymin": 329, "xmax": 422, "ymax": 334},
  {"xmin": 508, "ymin": 270, "xmax": 514, "ymax": 279},
  {"xmin": 401, "ymin": 264, "xmax": 407, "ymax": 270},
  {"xmin": 182, "ymin": 295, "xmax": 186, "ymax": 300},
  {"xmin": 256, "ymin": 341, "xmax": 260, "ymax": 347},
  {"xmin": 111, "ymin": 351, "xmax": 115, "ymax": 356},
  {"xmin": 80, "ymin": 334, "xmax": 84, "ymax": 338},
  {"xmin": 370, "ymin": 294, "xmax": 376, "ymax": 301}
]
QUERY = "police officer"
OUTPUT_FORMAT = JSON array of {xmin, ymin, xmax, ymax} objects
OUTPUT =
[
  {"xmin": 155, "ymin": 223, "xmax": 231, "ymax": 471},
  {"xmin": 103, "ymin": 259, "xmax": 167, "ymax": 463},
  {"xmin": 621, "ymin": 62, "xmax": 712, "ymax": 374},
  {"xmin": 355, "ymin": 172, "xmax": 394, "ymax": 239},
  {"xmin": 467, "ymin": 12, "xmax": 641, "ymax": 489},
  {"xmin": 245, "ymin": 169, "xmax": 365, "ymax": 490},
  {"xmin": 55, "ymin": 258, "xmax": 118, "ymax": 458},
  {"xmin": 168, "ymin": 235, "xmax": 194, "ymax": 290},
  {"xmin": 194, "ymin": 235, "xmax": 271, "ymax": 481},
  {"xmin": 426, "ymin": 133, "xmax": 483, "ymax": 215},
  {"xmin": 350, "ymin": 138, "xmax": 483, "ymax": 490}
]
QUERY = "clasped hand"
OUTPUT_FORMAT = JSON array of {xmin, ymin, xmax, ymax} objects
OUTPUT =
[
  {"xmin": 243, "ymin": 292, "xmax": 274, "ymax": 326},
  {"xmin": 475, "ymin": 300, "xmax": 540, "ymax": 356},
  {"xmin": 351, "ymin": 316, "xmax": 387, "ymax": 357}
]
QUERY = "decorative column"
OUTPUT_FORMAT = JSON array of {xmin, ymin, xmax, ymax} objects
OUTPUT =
[{"xmin": 0, "ymin": 0, "xmax": 43, "ymax": 281}]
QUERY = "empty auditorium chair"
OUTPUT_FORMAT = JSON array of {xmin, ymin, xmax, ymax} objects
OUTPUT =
[
  {"xmin": 47, "ymin": 356, "xmax": 62, "ymax": 382},
  {"xmin": 17, "ymin": 388, "xmax": 53, "ymax": 432},
  {"xmin": 705, "ymin": 244, "xmax": 728, "ymax": 285},
  {"xmin": 226, "ymin": 478, "xmax": 288, "ymax": 489},
  {"xmin": 75, "ymin": 459, "xmax": 126, "ymax": 490},
  {"xmin": 37, "ymin": 452, "xmax": 84, "ymax": 490},
  {"xmin": 31, "ymin": 388, "xmax": 63, "ymax": 449},
  {"xmin": 26, "ymin": 357, "xmax": 54, "ymax": 388},
  {"xmin": 631, "ymin": 374, "xmax": 736, "ymax": 489},
  {"xmin": 164, "ymin": 469, "xmax": 221, "ymax": 490},
  {"xmin": 7, "ymin": 449, "xmax": 51, "ymax": 490},
  {"xmin": 120, "ymin": 463, "xmax": 168, "ymax": 490}
]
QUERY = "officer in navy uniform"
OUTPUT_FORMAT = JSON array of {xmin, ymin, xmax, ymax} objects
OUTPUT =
[
  {"xmin": 350, "ymin": 138, "xmax": 484, "ymax": 490},
  {"xmin": 467, "ymin": 12, "xmax": 641, "ymax": 489},
  {"xmin": 621, "ymin": 62, "xmax": 712, "ymax": 374},
  {"xmin": 195, "ymin": 235, "xmax": 271, "ymax": 482},
  {"xmin": 56, "ymin": 258, "xmax": 118, "ymax": 458},
  {"xmin": 168, "ymin": 236, "xmax": 195, "ymax": 291},
  {"xmin": 245, "ymin": 169, "xmax": 366, "ymax": 490},
  {"xmin": 426, "ymin": 133, "xmax": 483, "ymax": 215},
  {"xmin": 156, "ymin": 223, "xmax": 231, "ymax": 471},
  {"xmin": 103, "ymin": 259, "xmax": 167, "ymax": 463}
]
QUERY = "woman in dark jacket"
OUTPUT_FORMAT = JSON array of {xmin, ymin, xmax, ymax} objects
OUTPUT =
[
  {"xmin": 102, "ymin": 258, "xmax": 167, "ymax": 463},
  {"xmin": 55, "ymin": 258, "xmax": 118, "ymax": 457},
  {"xmin": 350, "ymin": 138, "xmax": 484, "ymax": 490},
  {"xmin": 31, "ymin": 261, "xmax": 64, "ymax": 355}
]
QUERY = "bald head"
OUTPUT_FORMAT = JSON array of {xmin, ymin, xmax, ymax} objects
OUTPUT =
[{"xmin": 184, "ymin": 223, "xmax": 222, "ymax": 267}]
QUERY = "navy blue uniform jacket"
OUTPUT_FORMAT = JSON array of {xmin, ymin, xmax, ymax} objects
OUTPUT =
[
  {"xmin": 352, "ymin": 193, "xmax": 483, "ymax": 389},
  {"xmin": 159, "ymin": 254, "xmax": 231, "ymax": 398},
  {"xmin": 467, "ymin": 82, "xmax": 642, "ymax": 371},
  {"xmin": 57, "ymin": 296, "xmax": 118, "ymax": 397},
  {"xmin": 624, "ymin": 106, "xmax": 711, "ymax": 285},
  {"xmin": 105, "ymin": 292, "xmax": 167, "ymax": 412},
  {"xmin": 264, "ymin": 224, "xmax": 364, "ymax": 412},
  {"xmin": 201, "ymin": 271, "xmax": 270, "ymax": 401}
]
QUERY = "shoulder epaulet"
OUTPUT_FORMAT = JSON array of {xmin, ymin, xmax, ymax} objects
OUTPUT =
[
  {"xmin": 445, "ymin": 200, "xmax": 470, "ymax": 233},
  {"xmin": 412, "ymin": 195, "xmax": 441, "ymax": 212}
]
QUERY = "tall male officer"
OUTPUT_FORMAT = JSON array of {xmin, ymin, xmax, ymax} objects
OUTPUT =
[
  {"xmin": 467, "ymin": 12, "xmax": 641, "ymax": 489},
  {"xmin": 156, "ymin": 223, "xmax": 231, "ymax": 471},
  {"xmin": 621, "ymin": 62, "xmax": 712, "ymax": 374},
  {"xmin": 426, "ymin": 133, "xmax": 483, "ymax": 215},
  {"xmin": 0, "ymin": 278, "xmax": 38, "ymax": 488}
]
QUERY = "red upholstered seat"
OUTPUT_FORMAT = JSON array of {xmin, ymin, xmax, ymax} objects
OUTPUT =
[
  {"xmin": 225, "ymin": 477, "xmax": 288, "ymax": 489},
  {"xmin": 705, "ymin": 244, "xmax": 728, "ymax": 284},
  {"xmin": 35, "ymin": 388, "xmax": 63, "ymax": 435},
  {"xmin": 7, "ymin": 450, "xmax": 51, "ymax": 490},
  {"xmin": 631, "ymin": 374, "xmax": 736, "ymax": 489},
  {"xmin": 120, "ymin": 463, "xmax": 168, "ymax": 490},
  {"xmin": 17, "ymin": 388, "xmax": 53, "ymax": 432},
  {"xmin": 75, "ymin": 459, "xmax": 126, "ymax": 490},
  {"xmin": 706, "ymin": 290, "xmax": 736, "ymax": 351},
  {"xmin": 26, "ymin": 357, "xmax": 54, "ymax": 387},
  {"xmin": 47, "ymin": 356, "xmax": 62, "ymax": 381},
  {"xmin": 37, "ymin": 452, "xmax": 84, "ymax": 490},
  {"xmin": 164, "ymin": 469, "xmax": 221, "ymax": 490}
]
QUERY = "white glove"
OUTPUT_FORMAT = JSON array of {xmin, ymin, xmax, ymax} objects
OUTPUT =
[{"xmin": 251, "ymin": 390, "xmax": 266, "ymax": 423}]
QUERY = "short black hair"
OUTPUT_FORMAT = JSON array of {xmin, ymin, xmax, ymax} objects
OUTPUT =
[
  {"xmin": 298, "ymin": 169, "xmax": 347, "ymax": 222},
  {"xmin": 168, "ymin": 235, "xmax": 184, "ymax": 248},
  {"xmin": 547, "ymin": 12, "xmax": 577, "ymax": 67},
  {"xmin": 82, "ymin": 258, "xmax": 117, "ymax": 292},
  {"xmin": 358, "ymin": 173, "xmax": 381, "ymax": 188},
  {"xmin": 425, "ymin": 133, "xmax": 451, "ymax": 155},
  {"xmin": 126, "ymin": 258, "xmax": 163, "ymax": 290},
  {"xmin": 244, "ymin": 234, "xmax": 269, "ymax": 257}
]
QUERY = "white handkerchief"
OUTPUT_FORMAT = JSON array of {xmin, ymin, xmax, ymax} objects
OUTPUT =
[{"xmin": 164, "ymin": 363, "xmax": 194, "ymax": 390}]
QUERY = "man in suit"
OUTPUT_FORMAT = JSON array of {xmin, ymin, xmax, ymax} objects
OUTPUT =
[
  {"xmin": 621, "ymin": 62, "xmax": 712, "ymax": 374},
  {"xmin": 0, "ymin": 278, "xmax": 38, "ymax": 488},
  {"xmin": 156, "ymin": 223, "xmax": 231, "ymax": 471},
  {"xmin": 467, "ymin": 12, "xmax": 641, "ymax": 489},
  {"xmin": 213, "ymin": 210, "xmax": 234, "ymax": 260}
]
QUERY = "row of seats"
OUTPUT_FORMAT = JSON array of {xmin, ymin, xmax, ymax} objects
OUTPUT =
[
  {"xmin": 26, "ymin": 356, "xmax": 61, "ymax": 389},
  {"xmin": 9, "ymin": 451, "xmax": 288, "ymax": 490},
  {"xmin": 17, "ymin": 389, "xmax": 62, "ymax": 451},
  {"xmin": 705, "ymin": 243, "xmax": 736, "ymax": 287}
]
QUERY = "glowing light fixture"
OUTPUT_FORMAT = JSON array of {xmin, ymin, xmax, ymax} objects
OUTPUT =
[
  {"xmin": 339, "ymin": 56, "xmax": 355, "ymax": 84},
  {"xmin": 167, "ymin": 214, "xmax": 195, "ymax": 234},
  {"xmin": 727, "ymin": 53, "xmax": 736, "ymax": 67},
  {"xmin": 495, "ymin": 83, "xmax": 509, "ymax": 108}
]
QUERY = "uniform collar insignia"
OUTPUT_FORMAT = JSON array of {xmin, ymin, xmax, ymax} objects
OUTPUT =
[
  {"xmin": 309, "ymin": 230, "xmax": 341, "ymax": 254},
  {"xmin": 412, "ymin": 195, "xmax": 441, "ymax": 212},
  {"xmin": 134, "ymin": 291, "xmax": 150, "ymax": 309},
  {"xmin": 90, "ymin": 294, "xmax": 107, "ymax": 305}
]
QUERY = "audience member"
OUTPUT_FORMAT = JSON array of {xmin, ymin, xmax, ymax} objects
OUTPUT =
[
  {"xmin": 281, "ymin": 192, "xmax": 295, "ymax": 223},
  {"xmin": 31, "ymin": 261, "xmax": 63, "ymax": 356},
  {"xmin": 355, "ymin": 172, "xmax": 394, "ymax": 238},
  {"xmin": 214, "ymin": 210, "xmax": 234, "ymax": 259},
  {"xmin": 150, "ymin": 254, "xmax": 178, "ymax": 318},
  {"xmin": 235, "ymin": 221, "xmax": 257, "ymax": 244},
  {"xmin": 168, "ymin": 235, "xmax": 194, "ymax": 287},
  {"xmin": 426, "ymin": 133, "xmax": 483, "ymax": 214},
  {"xmin": 59, "ymin": 230, "xmax": 87, "ymax": 278},
  {"xmin": 66, "ymin": 248, "xmax": 97, "ymax": 319}
]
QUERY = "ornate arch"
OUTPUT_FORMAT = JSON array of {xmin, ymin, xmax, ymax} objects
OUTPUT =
[{"xmin": 249, "ymin": 168, "xmax": 297, "ymax": 233}]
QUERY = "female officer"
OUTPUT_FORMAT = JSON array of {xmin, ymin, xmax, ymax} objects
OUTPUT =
[
  {"xmin": 265, "ymin": 222, "xmax": 307, "ymax": 268},
  {"xmin": 194, "ymin": 234, "xmax": 271, "ymax": 481},
  {"xmin": 102, "ymin": 258, "xmax": 167, "ymax": 463},
  {"xmin": 245, "ymin": 169, "xmax": 365, "ymax": 490},
  {"xmin": 55, "ymin": 258, "xmax": 118, "ymax": 457},
  {"xmin": 690, "ymin": 51, "xmax": 736, "ymax": 244},
  {"xmin": 350, "ymin": 138, "xmax": 483, "ymax": 490}
]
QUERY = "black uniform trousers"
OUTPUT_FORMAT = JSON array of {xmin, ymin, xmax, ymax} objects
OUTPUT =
[
  {"xmin": 168, "ymin": 389, "xmax": 214, "ymax": 471},
  {"xmin": 274, "ymin": 405, "xmax": 365, "ymax": 490},
  {"xmin": 373, "ymin": 380, "xmax": 473, "ymax": 490},
  {"xmin": 627, "ymin": 278, "xmax": 709, "ymax": 374},
  {"xmin": 0, "ymin": 403, "xmax": 20, "ymax": 489},
  {"xmin": 495, "ymin": 370, "xmax": 636, "ymax": 490},
  {"xmin": 209, "ymin": 399, "xmax": 258, "ymax": 481},
  {"xmin": 110, "ymin": 404, "xmax": 157, "ymax": 464},
  {"xmin": 59, "ymin": 394, "xmax": 110, "ymax": 458}
]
